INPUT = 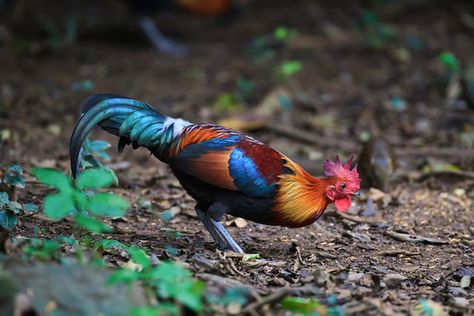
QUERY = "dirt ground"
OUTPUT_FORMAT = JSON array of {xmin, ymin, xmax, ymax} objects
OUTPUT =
[{"xmin": 1, "ymin": 1, "xmax": 473, "ymax": 315}]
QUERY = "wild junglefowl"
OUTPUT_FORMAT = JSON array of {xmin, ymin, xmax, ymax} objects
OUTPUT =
[{"xmin": 70, "ymin": 94, "xmax": 361, "ymax": 253}]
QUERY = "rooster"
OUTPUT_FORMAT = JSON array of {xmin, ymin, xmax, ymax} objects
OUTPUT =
[{"xmin": 70, "ymin": 94, "xmax": 360, "ymax": 253}]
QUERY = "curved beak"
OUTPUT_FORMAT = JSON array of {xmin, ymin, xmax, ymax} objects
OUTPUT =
[{"xmin": 352, "ymin": 191, "xmax": 361, "ymax": 199}]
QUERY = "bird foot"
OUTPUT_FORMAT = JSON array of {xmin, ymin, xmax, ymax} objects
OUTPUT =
[
  {"xmin": 195, "ymin": 207, "xmax": 244, "ymax": 254},
  {"xmin": 138, "ymin": 16, "xmax": 188, "ymax": 57}
]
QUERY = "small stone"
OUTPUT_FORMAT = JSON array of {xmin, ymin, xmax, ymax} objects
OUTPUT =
[
  {"xmin": 383, "ymin": 273, "xmax": 407, "ymax": 288},
  {"xmin": 348, "ymin": 272, "xmax": 364, "ymax": 283},
  {"xmin": 451, "ymin": 296, "xmax": 469, "ymax": 308}
]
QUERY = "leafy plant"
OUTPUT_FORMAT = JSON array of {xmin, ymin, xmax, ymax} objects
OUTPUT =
[
  {"xmin": 32, "ymin": 168, "xmax": 128, "ymax": 233},
  {"xmin": 108, "ymin": 247, "xmax": 205, "ymax": 314},
  {"xmin": 0, "ymin": 165, "xmax": 37, "ymax": 230},
  {"xmin": 22, "ymin": 238, "xmax": 62, "ymax": 261},
  {"xmin": 276, "ymin": 60, "xmax": 303, "ymax": 79},
  {"xmin": 280, "ymin": 297, "xmax": 343, "ymax": 316},
  {"xmin": 438, "ymin": 51, "xmax": 460, "ymax": 76},
  {"xmin": 355, "ymin": 10, "xmax": 395, "ymax": 49},
  {"xmin": 248, "ymin": 26, "xmax": 299, "ymax": 62},
  {"xmin": 1, "ymin": 164, "xmax": 25, "ymax": 201},
  {"xmin": 81, "ymin": 139, "xmax": 118, "ymax": 185}
]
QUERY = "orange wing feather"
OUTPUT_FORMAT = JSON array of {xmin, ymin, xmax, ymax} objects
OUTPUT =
[{"xmin": 177, "ymin": 148, "xmax": 238, "ymax": 190}]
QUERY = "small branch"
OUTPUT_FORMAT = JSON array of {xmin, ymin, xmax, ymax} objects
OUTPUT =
[
  {"xmin": 18, "ymin": 210, "xmax": 42, "ymax": 219},
  {"xmin": 377, "ymin": 249, "xmax": 421, "ymax": 256},
  {"xmin": 327, "ymin": 211, "xmax": 382, "ymax": 226},
  {"xmin": 416, "ymin": 170, "xmax": 474, "ymax": 181},
  {"xmin": 242, "ymin": 286, "xmax": 322, "ymax": 314}
]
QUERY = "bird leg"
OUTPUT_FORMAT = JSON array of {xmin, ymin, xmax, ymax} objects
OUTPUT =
[
  {"xmin": 195, "ymin": 207, "xmax": 227, "ymax": 250},
  {"xmin": 195, "ymin": 205, "xmax": 244, "ymax": 254},
  {"xmin": 209, "ymin": 219, "xmax": 244, "ymax": 254},
  {"xmin": 137, "ymin": 16, "xmax": 188, "ymax": 57}
]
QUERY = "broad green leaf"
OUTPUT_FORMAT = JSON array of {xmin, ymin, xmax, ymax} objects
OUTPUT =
[
  {"xmin": 43, "ymin": 192, "xmax": 74, "ymax": 220},
  {"xmin": 280, "ymin": 297, "xmax": 321, "ymax": 314},
  {"xmin": 107, "ymin": 268, "xmax": 140, "ymax": 285},
  {"xmin": 6, "ymin": 201, "xmax": 22, "ymax": 214},
  {"xmin": 95, "ymin": 239, "xmax": 126, "ymax": 250},
  {"xmin": 23, "ymin": 203, "xmax": 38, "ymax": 212},
  {"xmin": 278, "ymin": 60, "xmax": 302, "ymax": 77},
  {"xmin": 0, "ymin": 210, "xmax": 17, "ymax": 230},
  {"xmin": 87, "ymin": 140, "xmax": 112, "ymax": 161},
  {"xmin": 74, "ymin": 213, "xmax": 112, "ymax": 233},
  {"xmin": 31, "ymin": 168, "xmax": 73, "ymax": 192},
  {"xmin": 150, "ymin": 261, "xmax": 191, "ymax": 282},
  {"xmin": 88, "ymin": 193, "xmax": 128, "ymax": 217},
  {"xmin": 175, "ymin": 280, "xmax": 205, "ymax": 312},
  {"xmin": 73, "ymin": 191, "xmax": 88, "ymax": 210},
  {"xmin": 0, "ymin": 192, "xmax": 9, "ymax": 207},
  {"xmin": 76, "ymin": 168, "xmax": 114, "ymax": 189},
  {"xmin": 127, "ymin": 247, "xmax": 151, "ymax": 268},
  {"xmin": 4, "ymin": 164, "xmax": 25, "ymax": 188},
  {"xmin": 438, "ymin": 51, "xmax": 459, "ymax": 73}
]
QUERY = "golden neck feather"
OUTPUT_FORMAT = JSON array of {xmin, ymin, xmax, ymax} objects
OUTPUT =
[{"xmin": 274, "ymin": 159, "xmax": 335, "ymax": 227}]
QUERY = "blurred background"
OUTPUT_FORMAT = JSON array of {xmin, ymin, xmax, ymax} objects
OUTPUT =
[
  {"xmin": 1, "ymin": 0, "xmax": 474, "ymax": 178},
  {"xmin": 0, "ymin": 1, "xmax": 473, "ymax": 315}
]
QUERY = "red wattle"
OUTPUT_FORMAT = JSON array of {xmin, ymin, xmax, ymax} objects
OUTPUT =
[{"xmin": 335, "ymin": 196, "xmax": 351, "ymax": 212}]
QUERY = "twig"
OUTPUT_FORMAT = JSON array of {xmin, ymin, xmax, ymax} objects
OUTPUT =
[
  {"xmin": 384, "ymin": 231, "xmax": 448, "ymax": 245},
  {"xmin": 241, "ymin": 286, "xmax": 322, "ymax": 314},
  {"xmin": 196, "ymin": 273, "xmax": 259, "ymax": 292},
  {"xmin": 395, "ymin": 146, "xmax": 474, "ymax": 158},
  {"xmin": 326, "ymin": 211, "xmax": 381, "ymax": 226},
  {"xmin": 416, "ymin": 170, "xmax": 474, "ymax": 181},
  {"xmin": 264, "ymin": 125, "xmax": 356, "ymax": 152},
  {"xmin": 18, "ymin": 210, "xmax": 42, "ymax": 219},
  {"xmin": 377, "ymin": 249, "xmax": 421, "ymax": 256}
]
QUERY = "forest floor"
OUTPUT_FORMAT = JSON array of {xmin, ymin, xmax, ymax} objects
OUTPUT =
[{"xmin": 0, "ymin": 1, "xmax": 473, "ymax": 315}]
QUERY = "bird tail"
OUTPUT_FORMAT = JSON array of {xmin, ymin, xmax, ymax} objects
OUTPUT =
[{"xmin": 70, "ymin": 94, "xmax": 189, "ymax": 178}]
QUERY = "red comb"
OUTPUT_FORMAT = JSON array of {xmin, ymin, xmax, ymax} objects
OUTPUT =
[{"xmin": 323, "ymin": 155, "xmax": 360, "ymax": 191}]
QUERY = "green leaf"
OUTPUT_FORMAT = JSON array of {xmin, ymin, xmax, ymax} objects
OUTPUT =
[
  {"xmin": 73, "ymin": 191, "xmax": 89, "ymax": 210},
  {"xmin": 175, "ymin": 280, "xmax": 205, "ymax": 312},
  {"xmin": 86, "ymin": 140, "xmax": 112, "ymax": 161},
  {"xmin": 88, "ymin": 193, "xmax": 128, "ymax": 217},
  {"xmin": 4, "ymin": 164, "xmax": 25, "ymax": 188},
  {"xmin": 96, "ymin": 239, "xmax": 126, "ymax": 250},
  {"xmin": 74, "ymin": 213, "xmax": 113, "ymax": 233},
  {"xmin": 107, "ymin": 268, "xmax": 140, "ymax": 284},
  {"xmin": 0, "ymin": 210, "xmax": 17, "ymax": 230},
  {"xmin": 32, "ymin": 168, "xmax": 73, "ymax": 192},
  {"xmin": 76, "ymin": 168, "xmax": 115, "ymax": 189},
  {"xmin": 23, "ymin": 203, "xmax": 38, "ymax": 212},
  {"xmin": 280, "ymin": 297, "xmax": 321, "ymax": 314},
  {"xmin": 43, "ymin": 192, "xmax": 74, "ymax": 220},
  {"xmin": 278, "ymin": 60, "xmax": 303, "ymax": 77},
  {"xmin": 127, "ymin": 247, "xmax": 151, "ymax": 269},
  {"xmin": 150, "ymin": 261, "xmax": 191, "ymax": 282},
  {"xmin": 438, "ymin": 51, "xmax": 459, "ymax": 73},
  {"xmin": 6, "ymin": 201, "xmax": 22, "ymax": 214},
  {"xmin": 0, "ymin": 192, "xmax": 9, "ymax": 207}
]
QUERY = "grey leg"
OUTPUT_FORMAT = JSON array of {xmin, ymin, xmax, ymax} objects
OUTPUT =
[
  {"xmin": 138, "ymin": 16, "xmax": 188, "ymax": 57},
  {"xmin": 195, "ymin": 208, "xmax": 227, "ymax": 250},
  {"xmin": 210, "ymin": 219, "xmax": 244, "ymax": 254}
]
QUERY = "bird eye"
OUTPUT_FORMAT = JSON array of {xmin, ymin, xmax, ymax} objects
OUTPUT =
[{"xmin": 340, "ymin": 183, "xmax": 346, "ymax": 190}]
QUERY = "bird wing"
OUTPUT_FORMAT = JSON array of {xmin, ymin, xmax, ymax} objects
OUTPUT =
[{"xmin": 167, "ymin": 125, "xmax": 286, "ymax": 197}]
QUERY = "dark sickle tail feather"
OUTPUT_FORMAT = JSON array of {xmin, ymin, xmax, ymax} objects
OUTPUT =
[{"xmin": 69, "ymin": 94, "xmax": 167, "ymax": 178}]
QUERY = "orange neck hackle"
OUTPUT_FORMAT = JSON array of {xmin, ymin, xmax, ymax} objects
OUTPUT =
[{"xmin": 274, "ymin": 159, "xmax": 339, "ymax": 227}]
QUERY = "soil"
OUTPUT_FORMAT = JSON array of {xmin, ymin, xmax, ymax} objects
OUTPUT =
[{"xmin": 0, "ymin": 0, "xmax": 473, "ymax": 315}]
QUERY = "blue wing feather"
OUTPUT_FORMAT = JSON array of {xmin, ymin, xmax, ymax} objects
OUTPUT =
[{"xmin": 229, "ymin": 148, "xmax": 276, "ymax": 197}]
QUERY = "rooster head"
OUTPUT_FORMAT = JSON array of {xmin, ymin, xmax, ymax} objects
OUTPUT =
[{"xmin": 323, "ymin": 156, "xmax": 361, "ymax": 212}]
